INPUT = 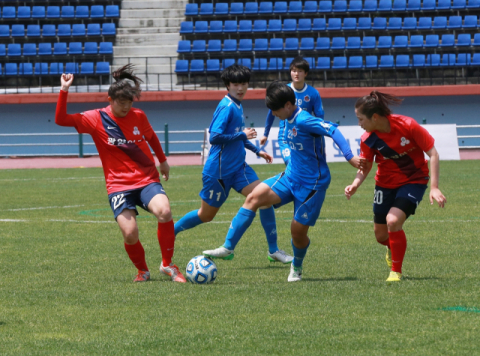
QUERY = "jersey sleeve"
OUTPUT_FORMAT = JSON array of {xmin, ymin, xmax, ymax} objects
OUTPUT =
[
  {"xmin": 359, "ymin": 137, "xmax": 375, "ymax": 162},
  {"xmin": 312, "ymin": 91, "xmax": 325, "ymax": 119},
  {"xmin": 263, "ymin": 110, "xmax": 276, "ymax": 137},
  {"xmin": 409, "ymin": 119, "xmax": 435, "ymax": 153},
  {"xmin": 55, "ymin": 90, "xmax": 98, "ymax": 134},
  {"xmin": 142, "ymin": 112, "xmax": 166, "ymax": 163},
  {"xmin": 302, "ymin": 115, "xmax": 336, "ymax": 137},
  {"xmin": 209, "ymin": 106, "xmax": 231, "ymax": 134}
]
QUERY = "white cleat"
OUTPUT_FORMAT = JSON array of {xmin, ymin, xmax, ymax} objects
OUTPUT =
[
  {"xmin": 268, "ymin": 249, "xmax": 294, "ymax": 264},
  {"xmin": 203, "ymin": 246, "xmax": 234, "ymax": 260},
  {"xmin": 288, "ymin": 264, "xmax": 303, "ymax": 282}
]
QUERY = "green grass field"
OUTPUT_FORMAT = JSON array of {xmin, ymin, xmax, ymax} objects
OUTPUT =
[{"xmin": 1, "ymin": 160, "xmax": 479, "ymax": 355}]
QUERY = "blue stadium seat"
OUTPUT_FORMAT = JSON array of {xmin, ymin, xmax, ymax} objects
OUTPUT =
[
  {"xmin": 412, "ymin": 54, "xmax": 425, "ymax": 67},
  {"xmin": 72, "ymin": 24, "xmax": 86, "ymax": 37},
  {"xmin": 357, "ymin": 17, "xmax": 372, "ymax": 30},
  {"xmin": 407, "ymin": 0, "xmax": 421, "ymax": 10},
  {"xmin": 254, "ymin": 38, "xmax": 268, "ymax": 51},
  {"xmin": 432, "ymin": 17, "xmax": 447, "ymax": 29},
  {"xmin": 185, "ymin": 3, "xmax": 198, "ymax": 16},
  {"xmin": 199, "ymin": 3, "xmax": 214, "ymax": 15},
  {"xmin": 346, "ymin": 37, "xmax": 361, "ymax": 49},
  {"xmin": 23, "ymin": 43, "xmax": 36, "ymax": 56},
  {"xmin": 333, "ymin": 0, "xmax": 348, "ymax": 12},
  {"xmin": 0, "ymin": 44, "xmax": 7, "ymax": 57},
  {"xmin": 298, "ymin": 18, "xmax": 312, "ymax": 31},
  {"xmin": 396, "ymin": 55, "xmax": 410, "ymax": 68},
  {"xmin": 224, "ymin": 21, "xmax": 237, "ymax": 33},
  {"xmin": 259, "ymin": 2, "xmax": 273, "ymax": 13},
  {"xmin": 379, "ymin": 55, "xmax": 394, "ymax": 68},
  {"xmin": 53, "ymin": 42, "xmax": 67, "ymax": 55},
  {"xmin": 328, "ymin": 18, "xmax": 342, "ymax": 30},
  {"xmin": 80, "ymin": 62, "xmax": 94, "ymax": 75},
  {"xmin": 343, "ymin": 18, "xmax": 357, "ymax": 30},
  {"xmin": 300, "ymin": 37, "xmax": 315, "ymax": 50},
  {"xmin": 373, "ymin": 17, "xmax": 387, "ymax": 30},
  {"xmin": 12, "ymin": 25, "xmax": 25, "ymax": 37},
  {"xmin": 268, "ymin": 19, "xmax": 282, "ymax": 32},
  {"xmin": 332, "ymin": 57, "xmax": 347, "ymax": 69},
  {"xmin": 238, "ymin": 38, "xmax": 252, "ymax": 51},
  {"xmin": 35, "ymin": 63, "xmax": 49, "ymax": 75},
  {"xmin": 69, "ymin": 42, "xmax": 83, "ymax": 55},
  {"xmin": 206, "ymin": 59, "xmax": 220, "ymax": 72},
  {"xmin": 175, "ymin": 60, "xmax": 189, "ymax": 73},
  {"xmin": 289, "ymin": 1, "xmax": 303, "ymax": 13},
  {"xmin": 90, "ymin": 5, "xmax": 104, "ymax": 18},
  {"xmin": 467, "ymin": 0, "xmax": 480, "ymax": 8},
  {"xmin": 61, "ymin": 6, "xmax": 74, "ymax": 18},
  {"xmin": 239, "ymin": 20, "xmax": 252, "ymax": 33},
  {"xmin": 471, "ymin": 53, "xmax": 480, "ymax": 66},
  {"xmin": 269, "ymin": 38, "xmax": 284, "ymax": 51},
  {"xmin": 84, "ymin": 42, "xmax": 98, "ymax": 54},
  {"xmin": 387, "ymin": 18, "xmax": 402, "ymax": 30},
  {"xmin": 214, "ymin": 3, "xmax": 229, "ymax": 15},
  {"xmin": 2, "ymin": 7, "xmax": 16, "ymax": 19},
  {"xmin": 440, "ymin": 53, "xmax": 456, "ymax": 66},
  {"xmin": 194, "ymin": 21, "xmax": 208, "ymax": 34},
  {"xmin": 463, "ymin": 15, "xmax": 478, "ymax": 28},
  {"xmin": 361, "ymin": 36, "xmax": 376, "ymax": 49},
  {"xmin": 5, "ymin": 63, "xmax": 17, "ymax": 76},
  {"xmin": 180, "ymin": 21, "xmax": 193, "ymax": 34},
  {"xmin": 284, "ymin": 57, "xmax": 294, "ymax": 70},
  {"xmin": 102, "ymin": 23, "xmax": 116, "ymax": 36},
  {"xmin": 378, "ymin": 0, "xmax": 393, "ymax": 11},
  {"xmin": 223, "ymin": 39, "xmax": 237, "ymax": 52},
  {"xmin": 316, "ymin": 57, "xmax": 331, "ymax": 69},
  {"xmin": 363, "ymin": 0, "xmax": 378, "ymax": 11},
  {"xmin": 27, "ymin": 25, "xmax": 40, "ymax": 37},
  {"xmin": 285, "ymin": 37, "xmax": 299, "ymax": 50},
  {"xmin": 190, "ymin": 60, "xmax": 204, "ymax": 72},
  {"xmin": 58, "ymin": 24, "xmax": 72, "ymax": 37},
  {"xmin": 253, "ymin": 58, "xmax": 268, "ymax": 71},
  {"xmin": 455, "ymin": 53, "xmax": 470, "ymax": 66},
  {"xmin": 50, "ymin": 63, "xmax": 64, "ymax": 75},
  {"xmin": 105, "ymin": 5, "xmax": 120, "ymax": 18},
  {"xmin": 274, "ymin": 1, "xmax": 288, "ymax": 13},
  {"xmin": 456, "ymin": 33, "xmax": 471, "ymax": 46},
  {"xmin": 87, "ymin": 23, "xmax": 101, "ymax": 36},
  {"xmin": 393, "ymin": 35, "xmax": 408, "ymax": 48},
  {"xmin": 316, "ymin": 37, "xmax": 330, "ymax": 50},
  {"xmin": 410, "ymin": 35, "xmax": 424, "ymax": 47},
  {"xmin": 268, "ymin": 57, "xmax": 283, "ymax": 70},
  {"xmin": 32, "ymin": 6, "xmax": 46, "ymax": 19},
  {"xmin": 437, "ymin": 0, "xmax": 452, "ymax": 9},
  {"xmin": 230, "ymin": 2, "xmax": 244, "ymax": 14},
  {"xmin": 304, "ymin": 1, "xmax": 318, "ymax": 12},
  {"xmin": 245, "ymin": 2, "xmax": 258, "ymax": 14},
  {"xmin": 210, "ymin": 21, "xmax": 223, "ymax": 33},
  {"xmin": 304, "ymin": 57, "xmax": 316, "ymax": 69},
  {"xmin": 96, "ymin": 62, "xmax": 110, "ymax": 74},
  {"xmin": 0, "ymin": 25, "xmax": 9, "ymax": 37},
  {"xmin": 440, "ymin": 34, "xmax": 455, "ymax": 47},
  {"xmin": 451, "ymin": 0, "xmax": 466, "ymax": 8},
  {"xmin": 418, "ymin": 17, "xmax": 432, "ymax": 30},
  {"xmin": 474, "ymin": 33, "xmax": 480, "ymax": 46},
  {"xmin": 425, "ymin": 34, "xmax": 439, "ymax": 47},
  {"xmin": 393, "ymin": 0, "xmax": 407, "ymax": 11},
  {"xmin": 349, "ymin": 56, "xmax": 363, "ymax": 69},
  {"xmin": 447, "ymin": 16, "xmax": 463, "ymax": 29},
  {"xmin": 402, "ymin": 17, "xmax": 417, "ymax": 30},
  {"xmin": 207, "ymin": 39, "xmax": 221, "ymax": 52},
  {"xmin": 319, "ymin": 0, "xmax": 333, "ymax": 12},
  {"xmin": 283, "ymin": 19, "xmax": 297, "ymax": 32},
  {"xmin": 42, "ymin": 24, "xmax": 56, "ymax": 37},
  {"xmin": 349, "ymin": 1, "xmax": 363, "ymax": 12},
  {"xmin": 192, "ymin": 40, "xmax": 206, "ymax": 52},
  {"xmin": 331, "ymin": 37, "xmax": 345, "ymax": 49},
  {"xmin": 378, "ymin": 36, "xmax": 392, "ymax": 48},
  {"xmin": 38, "ymin": 42, "xmax": 52, "ymax": 55},
  {"xmin": 312, "ymin": 18, "xmax": 326, "ymax": 30},
  {"xmin": 426, "ymin": 54, "xmax": 440, "ymax": 67},
  {"xmin": 223, "ymin": 58, "xmax": 236, "ymax": 69},
  {"xmin": 422, "ymin": 0, "xmax": 436, "ymax": 9},
  {"xmin": 47, "ymin": 6, "xmax": 60, "ymax": 18},
  {"xmin": 76, "ymin": 6, "xmax": 89, "ymax": 18}
]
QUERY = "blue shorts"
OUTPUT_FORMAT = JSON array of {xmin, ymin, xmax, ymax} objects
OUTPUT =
[
  {"xmin": 264, "ymin": 172, "xmax": 326, "ymax": 226},
  {"xmin": 199, "ymin": 163, "xmax": 259, "ymax": 208},
  {"xmin": 278, "ymin": 140, "xmax": 291, "ymax": 165},
  {"xmin": 373, "ymin": 183, "xmax": 428, "ymax": 223},
  {"xmin": 108, "ymin": 182, "xmax": 166, "ymax": 219}
]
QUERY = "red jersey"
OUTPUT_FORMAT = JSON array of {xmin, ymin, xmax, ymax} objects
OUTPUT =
[
  {"xmin": 359, "ymin": 114, "xmax": 435, "ymax": 189},
  {"xmin": 55, "ymin": 90, "xmax": 166, "ymax": 194}
]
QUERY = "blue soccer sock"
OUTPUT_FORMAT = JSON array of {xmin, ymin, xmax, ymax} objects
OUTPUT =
[
  {"xmin": 174, "ymin": 209, "xmax": 203, "ymax": 236},
  {"xmin": 259, "ymin": 207, "xmax": 278, "ymax": 254},
  {"xmin": 223, "ymin": 207, "xmax": 256, "ymax": 250},
  {"xmin": 291, "ymin": 238, "xmax": 310, "ymax": 268}
]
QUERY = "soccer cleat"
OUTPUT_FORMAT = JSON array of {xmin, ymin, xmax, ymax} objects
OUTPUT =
[
  {"xmin": 385, "ymin": 247, "xmax": 392, "ymax": 268},
  {"xmin": 288, "ymin": 264, "xmax": 303, "ymax": 282},
  {"xmin": 133, "ymin": 270, "xmax": 150, "ymax": 282},
  {"xmin": 268, "ymin": 249, "xmax": 294, "ymax": 264},
  {"xmin": 203, "ymin": 246, "xmax": 234, "ymax": 260},
  {"xmin": 386, "ymin": 271, "xmax": 402, "ymax": 282},
  {"xmin": 160, "ymin": 264, "xmax": 187, "ymax": 283}
]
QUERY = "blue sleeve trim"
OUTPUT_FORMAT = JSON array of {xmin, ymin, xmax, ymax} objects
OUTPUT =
[
  {"xmin": 210, "ymin": 131, "xmax": 247, "ymax": 144},
  {"xmin": 244, "ymin": 140, "xmax": 260, "ymax": 155},
  {"xmin": 263, "ymin": 110, "xmax": 275, "ymax": 138}
]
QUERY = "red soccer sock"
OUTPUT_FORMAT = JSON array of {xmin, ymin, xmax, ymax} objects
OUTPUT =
[
  {"xmin": 378, "ymin": 238, "xmax": 391, "ymax": 249},
  {"xmin": 389, "ymin": 230, "xmax": 407, "ymax": 273},
  {"xmin": 124, "ymin": 240, "xmax": 149, "ymax": 272},
  {"xmin": 157, "ymin": 220, "xmax": 175, "ymax": 267}
]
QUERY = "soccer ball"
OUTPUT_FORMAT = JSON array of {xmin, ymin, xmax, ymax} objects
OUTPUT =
[{"xmin": 186, "ymin": 255, "xmax": 217, "ymax": 284}]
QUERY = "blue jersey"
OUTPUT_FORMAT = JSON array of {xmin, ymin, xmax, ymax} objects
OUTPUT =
[
  {"xmin": 263, "ymin": 83, "xmax": 324, "ymax": 139},
  {"xmin": 284, "ymin": 108, "xmax": 339, "ymax": 190},
  {"xmin": 203, "ymin": 95, "xmax": 248, "ymax": 179}
]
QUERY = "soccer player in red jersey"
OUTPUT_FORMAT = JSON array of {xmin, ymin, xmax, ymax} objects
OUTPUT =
[
  {"xmin": 55, "ymin": 65, "xmax": 186, "ymax": 283},
  {"xmin": 344, "ymin": 91, "xmax": 447, "ymax": 282}
]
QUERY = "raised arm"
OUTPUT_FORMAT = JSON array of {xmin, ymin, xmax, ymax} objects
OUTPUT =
[{"xmin": 55, "ymin": 74, "xmax": 83, "ymax": 127}]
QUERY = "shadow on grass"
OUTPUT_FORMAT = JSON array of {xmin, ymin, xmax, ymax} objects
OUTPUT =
[
  {"xmin": 303, "ymin": 277, "xmax": 358, "ymax": 282},
  {"xmin": 236, "ymin": 266, "xmax": 290, "ymax": 270},
  {"xmin": 403, "ymin": 276, "xmax": 442, "ymax": 281},
  {"xmin": 0, "ymin": 321, "xmax": 5, "ymax": 326}
]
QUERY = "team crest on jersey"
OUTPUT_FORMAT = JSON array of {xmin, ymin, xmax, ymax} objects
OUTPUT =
[
  {"xmin": 292, "ymin": 127, "xmax": 297, "ymax": 137},
  {"xmin": 400, "ymin": 137, "xmax": 410, "ymax": 146},
  {"xmin": 304, "ymin": 95, "xmax": 310, "ymax": 102},
  {"xmin": 133, "ymin": 126, "xmax": 140, "ymax": 135}
]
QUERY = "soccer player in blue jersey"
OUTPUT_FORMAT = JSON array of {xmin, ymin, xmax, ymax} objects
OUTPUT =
[
  {"xmin": 204, "ymin": 82, "xmax": 364, "ymax": 282},
  {"xmin": 260, "ymin": 57, "xmax": 324, "ymax": 165},
  {"xmin": 175, "ymin": 65, "xmax": 294, "ymax": 264}
]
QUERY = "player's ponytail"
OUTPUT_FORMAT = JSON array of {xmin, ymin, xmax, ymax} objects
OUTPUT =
[
  {"xmin": 355, "ymin": 91, "xmax": 403, "ymax": 119},
  {"xmin": 108, "ymin": 64, "xmax": 143, "ymax": 101}
]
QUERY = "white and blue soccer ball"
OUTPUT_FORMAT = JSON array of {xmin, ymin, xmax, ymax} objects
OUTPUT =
[{"xmin": 186, "ymin": 255, "xmax": 217, "ymax": 284}]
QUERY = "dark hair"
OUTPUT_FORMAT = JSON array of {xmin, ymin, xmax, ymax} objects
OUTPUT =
[
  {"xmin": 108, "ymin": 64, "xmax": 143, "ymax": 101},
  {"xmin": 355, "ymin": 91, "xmax": 403, "ymax": 118},
  {"xmin": 221, "ymin": 64, "xmax": 251, "ymax": 88},
  {"xmin": 289, "ymin": 56, "xmax": 310, "ymax": 73},
  {"xmin": 265, "ymin": 81, "xmax": 296, "ymax": 111}
]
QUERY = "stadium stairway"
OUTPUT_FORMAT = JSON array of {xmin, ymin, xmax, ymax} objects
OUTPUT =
[{"xmin": 114, "ymin": 0, "xmax": 187, "ymax": 88}]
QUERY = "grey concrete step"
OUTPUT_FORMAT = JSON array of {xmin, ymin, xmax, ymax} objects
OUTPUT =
[
  {"xmin": 121, "ymin": 0, "xmax": 187, "ymax": 10},
  {"xmin": 113, "ymin": 45, "xmax": 178, "ymax": 57},
  {"xmin": 116, "ymin": 33, "xmax": 181, "ymax": 46},
  {"xmin": 121, "ymin": 9, "xmax": 185, "ymax": 19},
  {"xmin": 118, "ymin": 26, "xmax": 181, "ymax": 34},
  {"xmin": 114, "ymin": 56, "xmax": 177, "ymax": 66},
  {"xmin": 119, "ymin": 18, "xmax": 183, "ymax": 28}
]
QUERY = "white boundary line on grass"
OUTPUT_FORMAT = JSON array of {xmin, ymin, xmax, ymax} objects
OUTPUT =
[
  {"xmin": 3, "ymin": 205, "xmax": 85, "ymax": 212},
  {"xmin": 0, "ymin": 176, "xmax": 103, "ymax": 182}
]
